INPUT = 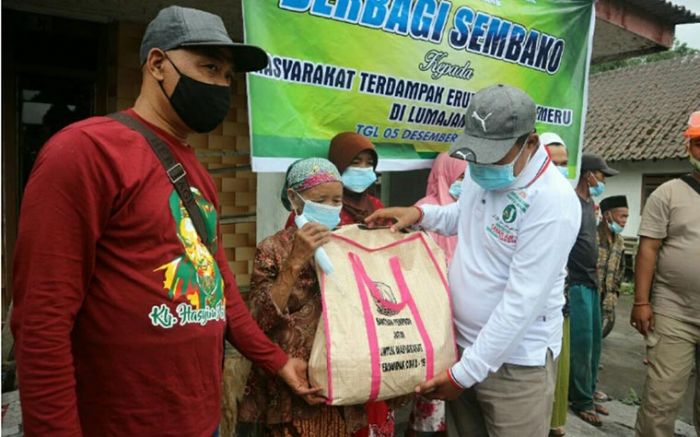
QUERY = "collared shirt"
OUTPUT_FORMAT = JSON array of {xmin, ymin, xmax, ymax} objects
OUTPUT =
[
  {"xmin": 596, "ymin": 224, "xmax": 625, "ymax": 297},
  {"xmin": 420, "ymin": 146, "xmax": 580, "ymax": 388}
]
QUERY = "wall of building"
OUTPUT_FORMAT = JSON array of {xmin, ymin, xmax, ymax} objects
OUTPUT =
[
  {"xmin": 112, "ymin": 21, "xmax": 259, "ymax": 288},
  {"xmin": 256, "ymin": 173, "xmax": 289, "ymax": 242},
  {"xmin": 595, "ymin": 158, "xmax": 689, "ymax": 237}
]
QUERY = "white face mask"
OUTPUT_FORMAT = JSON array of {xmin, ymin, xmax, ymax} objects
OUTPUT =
[
  {"xmin": 448, "ymin": 180, "xmax": 462, "ymax": 199},
  {"xmin": 469, "ymin": 144, "xmax": 530, "ymax": 191},
  {"xmin": 342, "ymin": 166, "xmax": 377, "ymax": 193},
  {"xmin": 294, "ymin": 192, "xmax": 342, "ymax": 230},
  {"xmin": 608, "ymin": 220, "xmax": 623, "ymax": 234}
]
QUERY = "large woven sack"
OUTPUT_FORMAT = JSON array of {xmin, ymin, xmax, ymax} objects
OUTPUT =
[{"xmin": 308, "ymin": 225, "xmax": 457, "ymax": 406}]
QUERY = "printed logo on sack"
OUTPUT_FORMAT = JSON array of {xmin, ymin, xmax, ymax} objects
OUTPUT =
[
  {"xmin": 372, "ymin": 281, "xmax": 400, "ymax": 317},
  {"xmin": 502, "ymin": 204, "xmax": 517, "ymax": 223}
]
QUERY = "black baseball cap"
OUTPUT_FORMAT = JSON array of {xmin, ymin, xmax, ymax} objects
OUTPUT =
[{"xmin": 581, "ymin": 153, "xmax": 618, "ymax": 176}]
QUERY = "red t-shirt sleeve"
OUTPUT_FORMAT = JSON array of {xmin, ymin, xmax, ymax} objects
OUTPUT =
[
  {"xmin": 11, "ymin": 127, "xmax": 118, "ymax": 436},
  {"xmin": 216, "ymin": 222, "xmax": 288, "ymax": 374}
]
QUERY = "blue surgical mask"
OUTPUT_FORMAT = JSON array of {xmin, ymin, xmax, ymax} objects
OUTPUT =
[
  {"xmin": 449, "ymin": 180, "xmax": 462, "ymax": 199},
  {"xmin": 558, "ymin": 166, "xmax": 569, "ymax": 178},
  {"xmin": 589, "ymin": 181, "xmax": 605, "ymax": 197},
  {"xmin": 297, "ymin": 193, "xmax": 342, "ymax": 230},
  {"xmin": 342, "ymin": 166, "xmax": 377, "ymax": 193},
  {"xmin": 608, "ymin": 220, "xmax": 624, "ymax": 235},
  {"xmin": 469, "ymin": 145, "xmax": 528, "ymax": 191}
]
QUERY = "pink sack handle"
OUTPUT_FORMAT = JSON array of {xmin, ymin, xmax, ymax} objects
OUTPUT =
[
  {"xmin": 348, "ymin": 251, "xmax": 435, "ymax": 402},
  {"xmin": 389, "ymin": 256, "xmax": 435, "ymax": 386},
  {"xmin": 348, "ymin": 252, "xmax": 383, "ymax": 401},
  {"xmin": 364, "ymin": 265, "xmax": 409, "ymax": 313}
]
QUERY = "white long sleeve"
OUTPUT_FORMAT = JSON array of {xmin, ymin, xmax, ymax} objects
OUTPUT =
[
  {"xmin": 420, "ymin": 201, "xmax": 461, "ymax": 237},
  {"xmin": 450, "ymin": 188, "xmax": 579, "ymax": 387}
]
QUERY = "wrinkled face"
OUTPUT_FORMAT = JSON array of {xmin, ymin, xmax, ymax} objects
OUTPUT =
[
  {"xmin": 288, "ymin": 182, "xmax": 343, "ymax": 213},
  {"xmin": 606, "ymin": 207, "xmax": 629, "ymax": 227},
  {"xmin": 546, "ymin": 144, "xmax": 568, "ymax": 167},
  {"xmin": 351, "ymin": 150, "xmax": 376, "ymax": 168}
]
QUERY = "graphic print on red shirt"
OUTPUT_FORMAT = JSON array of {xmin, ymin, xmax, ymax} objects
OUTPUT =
[{"xmin": 150, "ymin": 188, "xmax": 226, "ymax": 328}]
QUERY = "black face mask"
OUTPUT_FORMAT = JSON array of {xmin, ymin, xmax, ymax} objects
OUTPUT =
[{"xmin": 160, "ymin": 55, "xmax": 231, "ymax": 133}]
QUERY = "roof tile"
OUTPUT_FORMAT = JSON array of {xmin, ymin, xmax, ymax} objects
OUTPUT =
[{"xmin": 584, "ymin": 55, "xmax": 700, "ymax": 162}]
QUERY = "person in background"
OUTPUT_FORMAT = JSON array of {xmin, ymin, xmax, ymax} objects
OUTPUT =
[
  {"xmin": 541, "ymin": 133, "xmax": 571, "ymax": 437},
  {"xmin": 596, "ymin": 195, "xmax": 629, "ymax": 336},
  {"xmin": 240, "ymin": 158, "xmax": 367, "ymax": 435},
  {"xmin": 567, "ymin": 154, "xmax": 618, "ymax": 427},
  {"xmin": 541, "ymin": 132, "xmax": 569, "ymax": 178},
  {"xmin": 410, "ymin": 152, "xmax": 467, "ymax": 436},
  {"xmin": 415, "ymin": 152, "xmax": 468, "ymax": 263},
  {"xmin": 10, "ymin": 6, "xmax": 318, "ymax": 437},
  {"xmin": 283, "ymin": 132, "xmax": 394, "ymax": 436},
  {"xmin": 632, "ymin": 111, "xmax": 700, "ymax": 437},
  {"xmin": 286, "ymin": 132, "xmax": 384, "ymax": 227}
]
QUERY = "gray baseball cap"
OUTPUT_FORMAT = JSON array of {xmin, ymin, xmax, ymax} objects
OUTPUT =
[
  {"xmin": 449, "ymin": 84, "xmax": 537, "ymax": 164},
  {"xmin": 139, "ymin": 6, "xmax": 268, "ymax": 72}
]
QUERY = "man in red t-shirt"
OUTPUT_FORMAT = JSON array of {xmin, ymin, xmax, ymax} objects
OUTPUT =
[{"xmin": 11, "ymin": 6, "xmax": 322, "ymax": 437}]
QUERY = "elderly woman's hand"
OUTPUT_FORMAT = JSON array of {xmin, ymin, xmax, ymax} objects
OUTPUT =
[{"xmin": 288, "ymin": 222, "xmax": 332, "ymax": 270}]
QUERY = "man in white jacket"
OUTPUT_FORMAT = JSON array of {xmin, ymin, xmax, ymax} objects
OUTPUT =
[{"xmin": 366, "ymin": 84, "xmax": 580, "ymax": 436}]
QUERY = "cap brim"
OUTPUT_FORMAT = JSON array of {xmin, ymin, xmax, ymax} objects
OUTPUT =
[
  {"xmin": 684, "ymin": 126, "xmax": 700, "ymax": 138},
  {"xmin": 601, "ymin": 167, "xmax": 619, "ymax": 176},
  {"xmin": 180, "ymin": 41, "xmax": 269, "ymax": 72},
  {"xmin": 449, "ymin": 131, "xmax": 518, "ymax": 164}
]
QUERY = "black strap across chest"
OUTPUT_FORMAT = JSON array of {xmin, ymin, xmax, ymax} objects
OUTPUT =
[
  {"xmin": 680, "ymin": 174, "xmax": 700, "ymax": 197},
  {"xmin": 108, "ymin": 112, "xmax": 214, "ymax": 253}
]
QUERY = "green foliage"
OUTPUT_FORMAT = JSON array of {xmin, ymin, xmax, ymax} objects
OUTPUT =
[
  {"xmin": 620, "ymin": 282, "xmax": 635, "ymax": 296},
  {"xmin": 591, "ymin": 39, "xmax": 699, "ymax": 74},
  {"xmin": 620, "ymin": 387, "xmax": 642, "ymax": 406}
]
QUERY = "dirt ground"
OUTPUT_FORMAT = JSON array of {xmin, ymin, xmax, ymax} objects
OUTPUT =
[{"xmin": 598, "ymin": 293, "xmax": 696, "ymax": 424}]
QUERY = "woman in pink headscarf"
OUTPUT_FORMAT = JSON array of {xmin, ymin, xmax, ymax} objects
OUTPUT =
[
  {"xmin": 409, "ymin": 153, "xmax": 466, "ymax": 435},
  {"xmin": 416, "ymin": 153, "xmax": 467, "ymax": 263}
]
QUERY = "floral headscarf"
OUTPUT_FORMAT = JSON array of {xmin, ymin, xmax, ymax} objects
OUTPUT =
[{"xmin": 281, "ymin": 158, "xmax": 341, "ymax": 211}]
